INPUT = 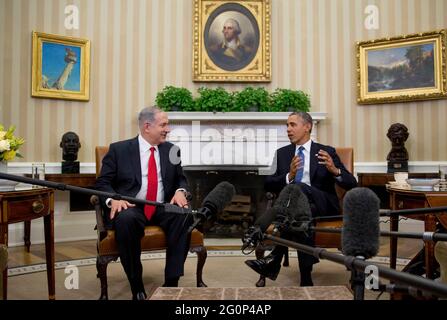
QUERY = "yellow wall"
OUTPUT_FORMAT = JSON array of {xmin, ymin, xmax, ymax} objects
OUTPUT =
[{"xmin": 0, "ymin": 0, "xmax": 446, "ymax": 163}]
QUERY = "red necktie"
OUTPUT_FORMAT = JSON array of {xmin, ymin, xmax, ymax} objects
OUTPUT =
[{"xmin": 144, "ymin": 147, "xmax": 158, "ymax": 220}]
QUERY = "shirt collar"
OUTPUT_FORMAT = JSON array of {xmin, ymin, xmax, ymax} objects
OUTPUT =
[
  {"xmin": 296, "ymin": 139, "xmax": 312, "ymax": 152},
  {"xmin": 138, "ymin": 134, "xmax": 158, "ymax": 153}
]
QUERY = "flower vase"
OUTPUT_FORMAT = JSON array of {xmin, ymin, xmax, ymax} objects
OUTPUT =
[{"xmin": 0, "ymin": 161, "xmax": 19, "ymax": 191}]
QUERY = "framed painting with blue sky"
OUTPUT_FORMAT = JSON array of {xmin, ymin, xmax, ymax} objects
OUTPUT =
[
  {"xmin": 32, "ymin": 31, "xmax": 90, "ymax": 101},
  {"xmin": 357, "ymin": 29, "xmax": 446, "ymax": 104}
]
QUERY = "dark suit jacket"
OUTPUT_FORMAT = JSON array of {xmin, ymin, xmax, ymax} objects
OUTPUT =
[
  {"xmin": 95, "ymin": 136, "xmax": 189, "ymax": 227},
  {"xmin": 265, "ymin": 141, "xmax": 357, "ymax": 215}
]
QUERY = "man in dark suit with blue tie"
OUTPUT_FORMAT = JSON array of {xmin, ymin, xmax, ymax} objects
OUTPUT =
[
  {"xmin": 95, "ymin": 107, "xmax": 192, "ymax": 300},
  {"xmin": 246, "ymin": 111, "xmax": 357, "ymax": 286}
]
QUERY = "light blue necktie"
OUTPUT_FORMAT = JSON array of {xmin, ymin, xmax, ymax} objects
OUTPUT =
[{"xmin": 295, "ymin": 146, "xmax": 305, "ymax": 184}]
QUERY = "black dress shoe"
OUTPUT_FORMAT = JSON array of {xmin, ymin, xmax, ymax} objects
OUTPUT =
[
  {"xmin": 132, "ymin": 291, "xmax": 147, "ymax": 301},
  {"xmin": 245, "ymin": 254, "xmax": 282, "ymax": 281}
]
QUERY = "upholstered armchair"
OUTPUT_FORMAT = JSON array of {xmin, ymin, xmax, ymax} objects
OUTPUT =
[
  {"xmin": 254, "ymin": 148, "xmax": 354, "ymax": 287},
  {"xmin": 90, "ymin": 146, "xmax": 207, "ymax": 300}
]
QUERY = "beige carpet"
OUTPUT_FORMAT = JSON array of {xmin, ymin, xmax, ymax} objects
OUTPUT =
[{"xmin": 6, "ymin": 250, "xmax": 391, "ymax": 300}]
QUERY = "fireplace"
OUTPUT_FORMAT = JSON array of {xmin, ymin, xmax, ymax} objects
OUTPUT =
[
  {"xmin": 184, "ymin": 165, "xmax": 268, "ymax": 238},
  {"xmin": 169, "ymin": 112, "xmax": 327, "ymax": 238}
]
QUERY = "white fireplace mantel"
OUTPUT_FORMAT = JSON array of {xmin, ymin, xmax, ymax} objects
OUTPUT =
[{"xmin": 167, "ymin": 112, "xmax": 327, "ymax": 166}]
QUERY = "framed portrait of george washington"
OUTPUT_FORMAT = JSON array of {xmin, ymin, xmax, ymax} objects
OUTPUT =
[
  {"xmin": 357, "ymin": 29, "xmax": 447, "ymax": 104},
  {"xmin": 31, "ymin": 31, "xmax": 90, "ymax": 101},
  {"xmin": 193, "ymin": 0, "xmax": 271, "ymax": 82}
]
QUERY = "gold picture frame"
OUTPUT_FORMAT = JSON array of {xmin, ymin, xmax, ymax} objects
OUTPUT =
[
  {"xmin": 193, "ymin": 0, "xmax": 271, "ymax": 82},
  {"xmin": 357, "ymin": 29, "xmax": 447, "ymax": 104},
  {"xmin": 32, "ymin": 31, "xmax": 90, "ymax": 101}
]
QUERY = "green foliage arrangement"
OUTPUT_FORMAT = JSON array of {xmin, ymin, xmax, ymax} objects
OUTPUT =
[
  {"xmin": 233, "ymin": 87, "xmax": 270, "ymax": 112},
  {"xmin": 270, "ymin": 88, "xmax": 311, "ymax": 112},
  {"xmin": 155, "ymin": 86, "xmax": 195, "ymax": 111},
  {"xmin": 195, "ymin": 87, "xmax": 234, "ymax": 112}
]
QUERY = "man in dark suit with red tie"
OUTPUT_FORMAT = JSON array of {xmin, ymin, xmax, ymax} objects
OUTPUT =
[
  {"xmin": 245, "ymin": 111, "xmax": 357, "ymax": 286},
  {"xmin": 95, "ymin": 107, "xmax": 191, "ymax": 300}
]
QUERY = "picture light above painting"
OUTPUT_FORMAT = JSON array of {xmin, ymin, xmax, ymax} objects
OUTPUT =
[
  {"xmin": 193, "ymin": 0, "xmax": 271, "ymax": 82},
  {"xmin": 357, "ymin": 29, "xmax": 447, "ymax": 104},
  {"xmin": 31, "ymin": 31, "xmax": 90, "ymax": 101}
]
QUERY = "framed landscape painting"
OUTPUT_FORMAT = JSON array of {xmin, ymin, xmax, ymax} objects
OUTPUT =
[
  {"xmin": 31, "ymin": 31, "xmax": 90, "ymax": 101},
  {"xmin": 193, "ymin": 0, "xmax": 271, "ymax": 82},
  {"xmin": 357, "ymin": 29, "xmax": 446, "ymax": 104}
]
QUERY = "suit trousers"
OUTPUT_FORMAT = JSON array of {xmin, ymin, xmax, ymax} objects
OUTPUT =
[{"xmin": 113, "ymin": 205, "xmax": 192, "ymax": 294}]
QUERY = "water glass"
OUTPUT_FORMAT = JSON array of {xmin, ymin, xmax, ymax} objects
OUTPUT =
[{"xmin": 31, "ymin": 162, "xmax": 46, "ymax": 183}]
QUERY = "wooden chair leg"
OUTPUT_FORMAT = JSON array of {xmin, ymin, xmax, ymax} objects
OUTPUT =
[
  {"xmin": 96, "ymin": 255, "xmax": 118, "ymax": 300},
  {"xmin": 190, "ymin": 245, "xmax": 207, "ymax": 287}
]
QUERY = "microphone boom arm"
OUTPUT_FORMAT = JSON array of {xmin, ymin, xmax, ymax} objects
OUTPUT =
[{"xmin": 263, "ymin": 234, "xmax": 447, "ymax": 298}]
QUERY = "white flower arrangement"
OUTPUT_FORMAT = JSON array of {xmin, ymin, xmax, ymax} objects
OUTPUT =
[{"xmin": 0, "ymin": 125, "xmax": 25, "ymax": 162}]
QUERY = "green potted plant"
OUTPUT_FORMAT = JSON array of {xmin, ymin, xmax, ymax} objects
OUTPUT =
[
  {"xmin": 233, "ymin": 87, "xmax": 270, "ymax": 112},
  {"xmin": 270, "ymin": 88, "xmax": 311, "ymax": 112},
  {"xmin": 155, "ymin": 86, "xmax": 195, "ymax": 111},
  {"xmin": 195, "ymin": 87, "xmax": 234, "ymax": 112}
]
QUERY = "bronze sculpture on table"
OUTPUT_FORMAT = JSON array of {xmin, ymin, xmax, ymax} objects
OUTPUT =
[
  {"xmin": 60, "ymin": 131, "xmax": 81, "ymax": 174},
  {"xmin": 386, "ymin": 123, "xmax": 409, "ymax": 173}
]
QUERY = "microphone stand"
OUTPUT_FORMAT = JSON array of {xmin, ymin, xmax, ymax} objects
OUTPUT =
[
  {"xmin": 261, "ymin": 234, "xmax": 447, "ymax": 299},
  {"xmin": 309, "ymin": 226, "xmax": 447, "ymax": 242},
  {"xmin": 348, "ymin": 256, "xmax": 366, "ymax": 300},
  {"xmin": 313, "ymin": 205, "xmax": 447, "ymax": 222},
  {"xmin": 0, "ymin": 172, "xmax": 161, "ymax": 208},
  {"xmin": 0, "ymin": 172, "xmax": 204, "ymax": 233}
]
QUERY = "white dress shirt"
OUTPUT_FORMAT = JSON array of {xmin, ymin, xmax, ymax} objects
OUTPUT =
[
  {"xmin": 135, "ymin": 134, "xmax": 165, "ymax": 202},
  {"xmin": 286, "ymin": 139, "xmax": 312, "ymax": 186}
]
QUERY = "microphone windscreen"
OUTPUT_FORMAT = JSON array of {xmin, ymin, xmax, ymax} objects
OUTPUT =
[
  {"xmin": 272, "ymin": 184, "xmax": 311, "ymax": 222},
  {"xmin": 201, "ymin": 181, "xmax": 236, "ymax": 214},
  {"xmin": 342, "ymin": 187, "xmax": 380, "ymax": 259}
]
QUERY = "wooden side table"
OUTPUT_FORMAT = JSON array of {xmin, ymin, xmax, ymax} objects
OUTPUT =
[
  {"xmin": 0, "ymin": 188, "xmax": 55, "ymax": 300},
  {"xmin": 358, "ymin": 172, "xmax": 439, "ymax": 209},
  {"xmin": 23, "ymin": 173, "xmax": 96, "ymax": 252},
  {"xmin": 388, "ymin": 187, "xmax": 447, "ymax": 280}
]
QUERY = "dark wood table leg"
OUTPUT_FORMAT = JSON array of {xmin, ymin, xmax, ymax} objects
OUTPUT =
[
  {"xmin": 24, "ymin": 221, "xmax": 31, "ymax": 252},
  {"xmin": 1, "ymin": 223, "xmax": 7, "ymax": 300},
  {"xmin": 44, "ymin": 212, "xmax": 55, "ymax": 300},
  {"xmin": 424, "ymin": 215, "xmax": 437, "ymax": 279},
  {"xmin": 390, "ymin": 215, "xmax": 399, "ymax": 270}
]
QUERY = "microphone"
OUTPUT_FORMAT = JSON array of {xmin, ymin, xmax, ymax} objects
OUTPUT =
[
  {"xmin": 187, "ymin": 181, "xmax": 235, "ymax": 233},
  {"xmin": 241, "ymin": 184, "xmax": 312, "ymax": 253},
  {"xmin": 342, "ymin": 187, "xmax": 380, "ymax": 300},
  {"xmin": 270, "ymin": 184, "xmax": 312, "ymax": 234},
  {"xmin": 0, "ymin": 172, "xmax": 234, "ymax": 233},
  {"xmin": 342, "ymin": 187, "xmax": 380, "ymax": 259},
  {"xmin": 241, "ymin": 224, "xmax": 264, "ymax": 252}
]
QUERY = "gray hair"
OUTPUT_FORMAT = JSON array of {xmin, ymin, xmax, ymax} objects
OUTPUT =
[
  {"xmin": 138, "ymin": 106, "xmax": 162, "ymax": 128},
  {"xmin": 289, "ymin": 111, "xmax": 313, "ymax": 133},
  {"xmin": 224, "ymin": 18, "xmax": 241, "ymax": 35}
]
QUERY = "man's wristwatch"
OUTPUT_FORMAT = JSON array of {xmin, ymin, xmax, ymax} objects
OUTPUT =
[{"xmin": 334, "ymin": 168, "xmax": 342, "ymax": 177}]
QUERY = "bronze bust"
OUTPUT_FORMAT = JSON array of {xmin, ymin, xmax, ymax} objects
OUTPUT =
[
  {"xmin": 386, "ymin": 123, "xmax": 409, "ymax": 172},
  {"xmin": 60, "ymin": 131, "xmax": 81, "ymax": 173}
]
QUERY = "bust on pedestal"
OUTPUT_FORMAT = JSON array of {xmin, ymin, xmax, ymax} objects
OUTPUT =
[
  {"xmin": 386, "ymin": 123, "xmax": 409, "ymax": 173},
  {"xmin": 60, "ymin": 131, "xmax": 81, "ymax": 174}
]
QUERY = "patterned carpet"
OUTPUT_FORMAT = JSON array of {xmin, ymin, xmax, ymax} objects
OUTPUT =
[{"xmin": 6, "ymin": 250, "xmax": 406, "ymax": 300}]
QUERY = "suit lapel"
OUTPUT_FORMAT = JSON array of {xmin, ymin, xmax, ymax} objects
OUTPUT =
[
  {"xmin": 129, "ymin": 137, "xmax": 142, "ymax": 186},
  {"xmin": 309, "ymin": 141, "xmax": 319, "ymax": 183},
  {"xmin": 158, "ymin": 143, "xmax": 167, "ymax": 182}
]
